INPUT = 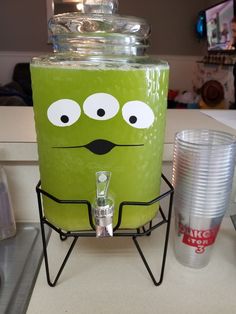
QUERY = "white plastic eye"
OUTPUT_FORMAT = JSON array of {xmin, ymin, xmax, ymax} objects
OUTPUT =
[
  {"xmin": 122, "ymin": 101, "xmax": 155, "ymax": 129},
  {"xmin": 47, "ymin": 99, "xmax": 81, "ymax": 127},
  {"xmin": 83, "ymin": 93, "xmax": 119, "ymax": 120}
]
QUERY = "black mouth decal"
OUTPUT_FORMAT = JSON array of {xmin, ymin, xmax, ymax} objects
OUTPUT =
[{"xmin": 52, "ymin": 139, "xmax": 144, "ymax": 155}]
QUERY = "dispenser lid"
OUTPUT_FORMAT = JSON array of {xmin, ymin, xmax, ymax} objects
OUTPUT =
[{"xmin": 49, "ymin": 0, "xmax": 150, "ymax": 41}]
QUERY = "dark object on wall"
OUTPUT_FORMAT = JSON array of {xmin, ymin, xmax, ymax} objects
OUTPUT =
[
  {"xmin": 12, "ymin": 63, "xmax": 32, "ymax": 100},
  {"xmin": 0, "ymin": 63, "xmax": 32, "ymax": 106},
  {"xmin": 200, "ymin": 80, "xmax": 225, "ymax": 109},
  {"xmin": 196, "ymin": 10, "xmax": 206, "ymax": 39}
]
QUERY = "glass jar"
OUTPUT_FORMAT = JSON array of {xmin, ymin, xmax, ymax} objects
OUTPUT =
[{"xmin": 30, "ymin": 0, "xmax": 169, "ymax": 231}]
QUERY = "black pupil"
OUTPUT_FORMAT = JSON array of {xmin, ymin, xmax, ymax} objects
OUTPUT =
[
  {"xmin": 129, "ymin": 116, "xmax": 137, "ymax": 124},
  {"xmin": 97, "ymin": 108, "xmax": 105, "ymax": 117},
  {"xmin": 61, "ymin": 115, "xmax": 69, "ymax": 123}
]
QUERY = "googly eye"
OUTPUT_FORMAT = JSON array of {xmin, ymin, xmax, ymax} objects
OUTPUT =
[
  {"xmin": 122, "ymin": 101, "xmax": 155, "ymax": 129},
  {"xmin": 47, "ymin": 99, "xmax": 81, "ymax": 127},
  {"xmin": 83, "ymin": 93, "xmax": 119, "ymax": 120}
]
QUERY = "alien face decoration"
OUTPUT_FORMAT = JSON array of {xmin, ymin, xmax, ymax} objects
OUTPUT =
[{"xmin": 47, "ymin": 93, "xmax": 155, "ymax": 155}]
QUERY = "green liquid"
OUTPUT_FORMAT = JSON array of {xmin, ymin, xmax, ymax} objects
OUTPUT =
[{"xmin": 31, "ymin": 63, "xmax": 169, "ymax": 230}]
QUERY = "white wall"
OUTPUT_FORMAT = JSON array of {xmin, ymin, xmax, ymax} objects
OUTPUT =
[
  {"xmin": 0, "ymin": 0, "xmax": 206, "ymax": 55},
  {"xmin": 0, "ymin": 51, "xmax": 199, "ymax": 91},
  {"xmin": 158, "ymin": 55, "xmax": 200, "ymax": 91}
]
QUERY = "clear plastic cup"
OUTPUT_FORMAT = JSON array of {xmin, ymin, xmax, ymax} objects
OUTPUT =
[
  {"xmin": 174, "ymin": 212, "xmax": 223, "ymax": 268},
  {"xmin": 172, "ymin": 129, "xmax": 236, "ymax": 268},
  {"xmin": 0, "ymin": 167, "xmax": 16, "ymax": 240}
]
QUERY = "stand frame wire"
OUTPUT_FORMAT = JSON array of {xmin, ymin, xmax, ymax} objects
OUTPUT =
[{"xmin": 36, "ymin": 173, "xmax": 174, "ymax": 287}]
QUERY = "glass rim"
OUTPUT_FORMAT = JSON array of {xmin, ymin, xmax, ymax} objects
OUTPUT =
[{"xmin": 175, "ymin": 129, "xmax": 236, "ymax": 147}]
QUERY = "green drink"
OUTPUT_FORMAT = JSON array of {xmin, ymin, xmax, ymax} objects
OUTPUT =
[
  {"xmin": 31, "ymin": 3, "xmax": 169, "ymax": 232},
  {"xmin": 31, "ymin": 62, "xmax": 168, "ymax": 230}
]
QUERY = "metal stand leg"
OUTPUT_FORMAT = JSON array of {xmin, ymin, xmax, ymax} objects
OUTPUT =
[
  {"xmin": 40, "ymin": 220, "xmax": 78, "ymax": 287},
  {"xmin": 59, "ymin": 231, "xmax": 70, "ymax": 241},
  {"xmin": 132, "ymin": 198, "xmax": 173, "ymax": 286},
  {"xmin": 37, "ymin": 183, "xmax": 79, "ymax": 287}
]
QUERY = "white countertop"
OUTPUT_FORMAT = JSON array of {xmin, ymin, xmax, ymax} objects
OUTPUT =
[
  {"xmin": 0, "ymin": 107, "xmax": 235, "ymax": 312},
  {"xmin": 1, "ymin": 107, "xmax": 236, "ymax": 161},
  {"xmin": 27, "ymin": 217, "xmax": 236, "ymax": 314}
]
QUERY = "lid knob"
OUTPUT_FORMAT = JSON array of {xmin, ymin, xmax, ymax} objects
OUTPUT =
[{"xmin": 82, "ymin": 0, "xmax": 118, "ymax": 14}]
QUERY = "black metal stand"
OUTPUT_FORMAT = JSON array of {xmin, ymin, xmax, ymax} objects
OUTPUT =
[{"xmin": 36, "ymin": 173, "xmax": 174, "ymax": 287}]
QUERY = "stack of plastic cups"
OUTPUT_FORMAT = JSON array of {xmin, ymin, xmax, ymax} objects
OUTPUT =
[{"xmin": 172, "ymin": 129, "xmax": 236, "ymax": 268}]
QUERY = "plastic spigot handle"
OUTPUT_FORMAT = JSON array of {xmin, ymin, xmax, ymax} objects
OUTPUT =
[{"xmin": 95, "ymin": 171, "xmax": 111, "ymax": 206}]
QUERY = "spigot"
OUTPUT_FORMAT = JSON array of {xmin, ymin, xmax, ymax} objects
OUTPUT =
[{"xmin": 93, "ymin": 171, "xmax": 114, "ymax": 238}]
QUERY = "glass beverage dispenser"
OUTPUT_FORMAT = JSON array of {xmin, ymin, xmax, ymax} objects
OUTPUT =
[{"xmin": 31, "ymin": 0, "xmax": 169, "ymax": 234}]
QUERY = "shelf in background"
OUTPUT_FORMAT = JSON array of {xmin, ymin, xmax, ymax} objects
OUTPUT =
[{"xmin": 197, "ymin": 61, "xmax": 235, "ymax": 66}]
